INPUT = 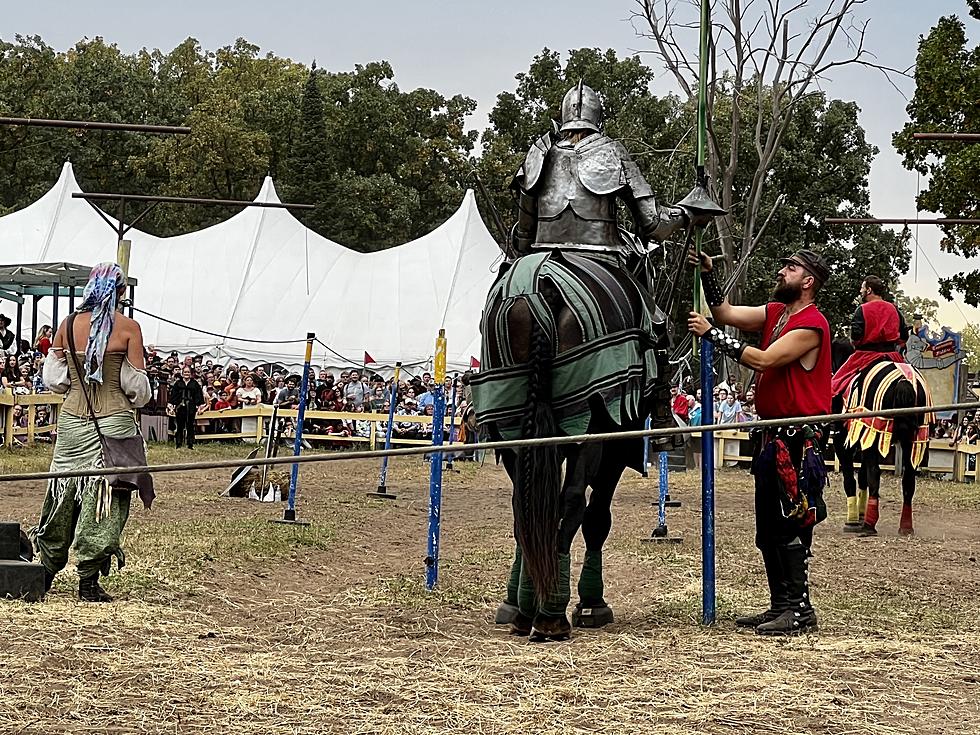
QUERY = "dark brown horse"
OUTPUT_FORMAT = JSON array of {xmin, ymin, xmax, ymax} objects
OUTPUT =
[
  {"xmin": 472, "ymin": 251, "xmax": 668, "ymax": 641},
  {"xmin": 830, "ymin": 341, "xmax": 933, "ymax": 535}
]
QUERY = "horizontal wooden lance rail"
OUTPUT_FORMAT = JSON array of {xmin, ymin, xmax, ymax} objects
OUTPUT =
[
  {"xmin": 72, "ymin": 192, "xmax": 315, "ymax": 210},
  {"xmin": 0, "ymin": 117, "xmax": 190, "ymax": 134},
  {"xmin": 825, "ymin": 217, "xmax": 980, "ymax": 226},
  {"xmin": 912, "ymin": 132, "xmax": 980, "ymax": 142}
]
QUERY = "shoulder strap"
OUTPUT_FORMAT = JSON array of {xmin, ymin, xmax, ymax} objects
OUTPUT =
[{"xmin": 66, "ymin": 313, "xmax": 106, "ymax": 439}]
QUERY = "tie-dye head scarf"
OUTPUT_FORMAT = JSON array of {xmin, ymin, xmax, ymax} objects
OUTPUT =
[{"xmin": 76, "ymin": 262, "xmax": 127, "ymax": 384}]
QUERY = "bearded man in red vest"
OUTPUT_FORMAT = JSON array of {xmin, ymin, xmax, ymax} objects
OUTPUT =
[
  {"xmin": 830, "ymin": 275, "xmax": 909, "ymax": 398},
  {"xmin": 688, "ymin": 249, "xmax": 832, "ymax": 635}
]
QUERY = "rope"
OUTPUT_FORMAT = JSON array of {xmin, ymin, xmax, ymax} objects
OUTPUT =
[
  {"xmin": 127, "ymin": 304, "xmax": 311, "ymax": 345},
  {"xmin": 125, "ymin": 303, "xmax": 367, "ymax": 366},
  {"xmin": 2, "ymin": 400, "xmax": 976, "ymax": 484}
]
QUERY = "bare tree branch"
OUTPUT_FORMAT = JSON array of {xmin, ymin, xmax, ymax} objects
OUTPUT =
[{"xmin": 632, "ymin": 0, "xmax": 911, "ymax": 299}]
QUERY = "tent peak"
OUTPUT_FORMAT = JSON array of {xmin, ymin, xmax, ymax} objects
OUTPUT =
[{"xmin": 255, "ymin": 176, "xmax": 282, "ymax": 204}]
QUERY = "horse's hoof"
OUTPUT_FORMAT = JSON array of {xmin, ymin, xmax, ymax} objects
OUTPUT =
[
  {"xmin": 494, "ymin": 601, "xmax": 520, "ymax": 625},
  {"xmin": 509, "ymin": 612, "xmax": 533, "ymax": 637},
  {"xmin": 898, "ymin": 526, "xmax": 915, "ymax": 537},
  {"xmin": 858, "ymin": 525, "xmax": 878, "ymax": 537},
  {"xmin": 572, "ymin": 603, "xmax": 615, "ymax": 628},
  {"xmin": 842, "ymin": 523, "xmax": 864, "ymax": 534},
  {"xmin": 529, "ymin": 614, "xmax": 571, "ymax": 642}
]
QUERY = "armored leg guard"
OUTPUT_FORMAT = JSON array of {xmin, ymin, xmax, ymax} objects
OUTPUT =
[
  {"xmin": 857, "ymin": 489, "xmax": 869, "ymax": 520},
  {"xmin": 736, "ymin": 548, "xmax": 786, "ymax": 627}
]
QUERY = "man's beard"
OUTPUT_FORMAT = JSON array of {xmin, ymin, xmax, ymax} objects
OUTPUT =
[{"xmin": 772, "ymin": 278, "xmax": 802, "ymax": 304}]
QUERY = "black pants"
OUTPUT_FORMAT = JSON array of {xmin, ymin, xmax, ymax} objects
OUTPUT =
[
  {"xmin": 175, "ymin": 405, "xmax": 196, "ymax": 448},
  {"xmin": 751, "ymin": 429, "xmax": 815, "ymax": 552}
]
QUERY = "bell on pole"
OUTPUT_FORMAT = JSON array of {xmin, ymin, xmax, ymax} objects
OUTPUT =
[{"xmin": 676, "ymin": 180, "xmax": 727, "ymax": 218}]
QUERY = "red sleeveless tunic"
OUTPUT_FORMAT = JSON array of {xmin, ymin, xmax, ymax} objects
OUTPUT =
[
  {"xmin": 830, "ymin": 299, "xmax": 905, "ymax": 397},
  {"xmin": 755, "ymin": 302, "xmax": 832, "ymax": 420}
]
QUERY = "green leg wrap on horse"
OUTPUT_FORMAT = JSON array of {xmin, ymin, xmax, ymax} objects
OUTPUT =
[
  {"xmin": 577, "ymin": 550, "xmax": 604, "ymax": 605},
  {"xmin": 538, "ymin": 553, "xmax": 572, "ymax": 618},
  {"xmin": 505, "ymin": 545, "xmax": 522, "ymax": 605},
  {"xmin": 517, "ymin": 559, "xmax": 536, "ymax": 618}
]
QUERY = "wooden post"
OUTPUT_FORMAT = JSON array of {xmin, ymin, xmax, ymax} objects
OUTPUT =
[
  {"xmin": 117, "ymin": 239, "xmax": 132, "ymax": 278},
  {"xmin": 26, "ymin": 404, "xmax": 35, "ymax": 446},
  {"xmin": 3, "ymin": 404, "xmax": 13, "ymax": 448}
]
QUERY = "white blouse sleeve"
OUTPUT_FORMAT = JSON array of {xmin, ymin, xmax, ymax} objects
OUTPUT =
[
  {"xmin": 42, "ymin": 353, "xmax": 71, "ymax": 394},
  {"xmin": 120, "ymin": 359, "xmax": 152, "ymax": 408}
]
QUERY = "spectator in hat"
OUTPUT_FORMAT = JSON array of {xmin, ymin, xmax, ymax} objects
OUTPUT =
[{"xmin": 0, "ymin": 314, "xmax": 16, "ymax": 357}]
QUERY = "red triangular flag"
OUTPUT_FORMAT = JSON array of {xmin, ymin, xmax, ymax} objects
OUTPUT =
[
  {"xmin": 363, "ymin": 351, "xmax": 376, "ymax": 364},
  {"xmin": 469, "ymin": 356, "xmax": 480, "ymax": 368}
]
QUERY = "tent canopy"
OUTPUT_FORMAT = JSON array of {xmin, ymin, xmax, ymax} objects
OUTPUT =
[{"xmin": 0, "ymin": 163, "xmax": 501, "ymax": 372}]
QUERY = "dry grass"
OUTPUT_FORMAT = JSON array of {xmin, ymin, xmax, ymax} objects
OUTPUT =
[{"xmin": 1, "ymin": 448, "xmax": 979, "ymax": 734}]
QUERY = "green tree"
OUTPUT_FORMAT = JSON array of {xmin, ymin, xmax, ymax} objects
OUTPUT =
[
  {"xmin": 894, "ymin": 290, "xmax": 940, "ymax": 325},
  {"xmin": 478, "ymin": 48, "xmax": 909, "ymax": 333},
  {"xmin": 961, "ymin": 323, "xmax": 980, "ymax": 372},
  {"xmin": 894, "ymin": 2, "xmax": 980, "ymax": 305}
]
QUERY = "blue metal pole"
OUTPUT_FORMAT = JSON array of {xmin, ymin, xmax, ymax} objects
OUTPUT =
[
  {"xmin": 658, "ymin": 450, "xmax": 668, "ymax": 529},
  {"xmin": 446, "ymin": 374, "xmax": 458, "ymax": 470},
  {"xmin": 282, "ymin": 333, "xmax": 314, "ymax": 524},
  {"xmin": 642, "ymin": 415, "xmax": 651, "ymax": 478},
  {"xmin": 373, "ymin": 362, "xmax": 401, "ymax": 498},
  {"xmin": 701, "ymin": 337, "xmax": 716, "ymax": 624},
  {"xmin": 426, "ymin": 384, "xmax": 446, "ymax": 589}
]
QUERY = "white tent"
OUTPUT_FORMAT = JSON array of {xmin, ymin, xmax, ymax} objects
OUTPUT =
[{"xmin": 0, "ymin": 163, "xmax": 502, "ymax": 372}]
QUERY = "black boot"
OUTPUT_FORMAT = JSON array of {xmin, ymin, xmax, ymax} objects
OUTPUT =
[
  {"xmin": 78, "ymin": 576, "xmax": 113, "ymax": 603},
  {"xmin": 43, "ymin": 567, "xmax": 56, "ymax": 593},
  {"xmin": 735, "ymin": 548, "xmax": 786, "ymax": 627},
  {"xmin": 756, "ymin": 544, "xmax": 817, "ymax": 635}
]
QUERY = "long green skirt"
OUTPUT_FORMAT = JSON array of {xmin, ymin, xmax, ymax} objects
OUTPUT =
[{"xmin": 30, "ymin": 410, "xmax": 141, "ymax": 579}]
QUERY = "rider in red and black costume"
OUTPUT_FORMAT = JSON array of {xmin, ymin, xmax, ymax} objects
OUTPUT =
[
  {"xmin": 830, "ymin": 275, "xmax": 909, "ymax": 398},
  {"xmin": 688, "ymin": 249, "xmax": 832, "ymax": 635}
]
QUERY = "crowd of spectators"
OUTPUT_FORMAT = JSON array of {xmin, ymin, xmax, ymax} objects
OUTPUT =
[
  {"xmin": 141, "ymin": 348, "xmax": 474, "ymax": 447},
  {"xmin": 669, "ymin": 381, "xmax": 758, "ymax": 427},
  {"xmin": 0, "ymin": 324, "xmax": 475, "ymax": 449}
]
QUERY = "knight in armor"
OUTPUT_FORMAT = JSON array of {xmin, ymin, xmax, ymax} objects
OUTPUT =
[
  {"xmin": 511, "ymin": 81, "xmax": 707, "ymax": 259},
  {"xmin": 831, "ymin": 275, "xmax": 909, "ymax": 397},
  {"xmin": 473, "ymin": 82, "xmax": 716, "ymax": 447}
]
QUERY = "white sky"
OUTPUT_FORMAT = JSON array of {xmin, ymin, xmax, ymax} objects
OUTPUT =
[{"xmin": 4, "ymin": 0, "xmax": 977, "ymax": 329}]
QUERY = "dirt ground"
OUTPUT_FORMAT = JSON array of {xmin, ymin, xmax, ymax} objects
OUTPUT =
[{"xmin": 1, "ymin": 444, "xmax": 979, "ymax": 734}]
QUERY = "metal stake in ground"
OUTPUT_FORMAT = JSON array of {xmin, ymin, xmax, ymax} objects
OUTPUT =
[
  {"xmin": 369, "ymin": 362, "xmax": 401, "ymax": 499},
  {"xmin": 445, "ymin": 373, "xmax": 459, "ymax": 473},
  {"xmin": 425, "ymin": 330, "xmax": 448, "ymax": 589},
  {"xmin": 642, "ymin": 452, "xmax": 683, "ymax": 545},
  {"xmin": 642, "ymin": 415, "xmax": 651, "ymax": 478},
  {"xmin": 272, "ymin": 333, "xmax": 314, "ymax": 526}
]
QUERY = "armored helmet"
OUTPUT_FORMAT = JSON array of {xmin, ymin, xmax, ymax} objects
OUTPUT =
[{"xmin": 560, "ymin": 81, "xmax": 603, "ymax": 133}]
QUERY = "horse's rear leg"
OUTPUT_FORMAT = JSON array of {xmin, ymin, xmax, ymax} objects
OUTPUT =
[
  {"xmin": 572, "ymin": 452, "xmax": 627, "ymax": 629},
  {"xmin": 495, "ymin": 450, "xmax": 529, "ymax": 629},
  {"xmin": 861, "ymin": 450, "xmax": 882, "ymax": 536},
  {"xmin": 528, "ymin": 444, "xmax": 601, "ymax": 642},
  {"xmin": 899, "ymin": 434, "xmax": 916, "ymax": 536}
]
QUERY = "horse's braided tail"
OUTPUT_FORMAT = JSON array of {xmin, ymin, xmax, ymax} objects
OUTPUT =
[{"xmin": 514, "ymin": 322, "xmax": 562, "ymax": 602}]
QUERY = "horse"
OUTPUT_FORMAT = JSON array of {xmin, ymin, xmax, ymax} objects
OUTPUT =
[
  {"xmin": 830, "ymin": 340, "xmax": 933, "ymax": 536},
  {"xmin": 470, "ymin": 250, "xmax": 672, "ymax": 641}
]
